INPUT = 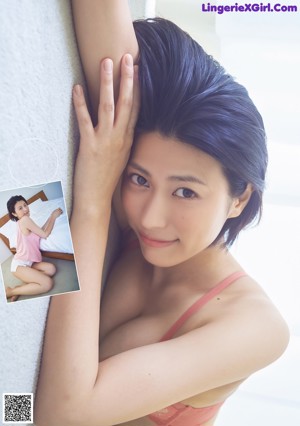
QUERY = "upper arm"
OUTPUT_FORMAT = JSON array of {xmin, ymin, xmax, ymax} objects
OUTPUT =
[
  {"xmin": 21, "ymin": 217, "xmax": 48, "ymax": 239},
  {"xmin": 100, "ymin": 249, "xmax": 148, "ymax": 344},
  {"xmin": 72, "ymin": 0, "xmax": 139, "ymax": 122},
  {"xmin": 71, "ymin": 301, "xmax": 290, "ymax": 425}
]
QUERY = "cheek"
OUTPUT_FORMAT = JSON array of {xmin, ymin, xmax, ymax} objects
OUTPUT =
[
  {"xmin": 175, "ymin": 204, "xmax": 204, "ymax": 228},
  {"xmin": 177, "ymin": 201, "xmax": 229, "ymax": 244},
  {"xmin": 121, "ymin": 186, "xmax": 138, "ymax": 221}
]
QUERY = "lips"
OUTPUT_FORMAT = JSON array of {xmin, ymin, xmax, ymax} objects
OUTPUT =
[{"xmin": 138, "ymin": 232, "xmax": 178, "ymax": 248}]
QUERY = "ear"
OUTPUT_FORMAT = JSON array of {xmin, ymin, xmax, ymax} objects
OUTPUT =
[
  {"xmin": 12, "ymin": 212, "xmax": 18, "ymax": 218},
  {"xmin": 227, "ymin": 184, "xmax": 253, "ymax": 219}
]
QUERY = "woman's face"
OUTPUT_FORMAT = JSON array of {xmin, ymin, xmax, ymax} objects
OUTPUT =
[
  {"xmin": 13, "ymin": 200, "xmax": 30, "ymax": 220},
  {"xmin": 122, "ymin": 132, "xmax": 238, "ymax": 267}
]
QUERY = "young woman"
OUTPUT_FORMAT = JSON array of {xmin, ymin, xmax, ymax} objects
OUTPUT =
[
  {"xmin": 34, "ymin": 2, "xmax": 289, "ymax": 425},
  {"xmin": 5, "ymin": 195, "xmax": 62, "ymax": 301}
]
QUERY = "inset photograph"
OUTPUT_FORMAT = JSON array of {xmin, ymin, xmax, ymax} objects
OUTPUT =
[{"xmin": 0, "ymin": 181, "xmax": 80, "ymax": 303}]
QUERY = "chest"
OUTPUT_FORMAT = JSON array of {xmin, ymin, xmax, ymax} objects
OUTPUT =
[
  {"xmin": 99, "ymin": 250, "xmax": 217, "ymax": 359},
  {"xmin": 100, "ymin": 290, "xmax": 182, "ymax": 358},
  {"xmin": 99, "ymin": 248, "xmax": 246, "ymax": 419}
]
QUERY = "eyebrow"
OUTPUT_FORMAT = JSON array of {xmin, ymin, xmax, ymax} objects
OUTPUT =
[{"xmin": 128, "ymin": 161, "xmax": 207, "ymax": 186}]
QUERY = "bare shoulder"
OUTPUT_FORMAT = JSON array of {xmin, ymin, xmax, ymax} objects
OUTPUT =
[
  {"xmin": 169, "ymin": 274, "xmax": 291, "ymax": 389},
  {"xmin": 19, "ymin": 216, "xmax": 29, "ymax": 223},
  {"xmin": 219, "ymin": 274, "xmax": 290, "ymax": 369},
  {"xmin": 18, "ymin": 215, "xmax": 32, "ymax": 229}
]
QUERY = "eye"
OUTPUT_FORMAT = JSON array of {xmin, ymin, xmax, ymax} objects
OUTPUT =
[
  {"xmin": 173, "ymin": 188, "xmax": 197, "ymax": 199},
  {"xmin": 130, "ymin": 173, "xmax": 149, "ymax": 187}
]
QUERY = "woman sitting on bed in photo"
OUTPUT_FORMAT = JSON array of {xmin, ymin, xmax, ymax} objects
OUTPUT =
[
  {"xmin": 34, "ymin": 2, "xmax": 289, "ymax": 425},
  {"xmin": 5, "ymin": 195, "xmax": 62, "ymax": 302}
]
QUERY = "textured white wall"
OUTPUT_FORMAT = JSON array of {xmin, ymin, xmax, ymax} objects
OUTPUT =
[
  {"xmin": 0, "ymin": 1, "xmax": 148, "ymax": 423},
  {"xmin": 0, "ymin": 1, "xmax": 81, "ymax": 212},
  {"xmin": 0, "ymin": 0, "xmax": 147, "ymax": 212}
]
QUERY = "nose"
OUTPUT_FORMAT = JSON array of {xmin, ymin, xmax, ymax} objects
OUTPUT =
[{"xmin": 140, "ymin": 193, "xmax": 169, "ymax": 230}]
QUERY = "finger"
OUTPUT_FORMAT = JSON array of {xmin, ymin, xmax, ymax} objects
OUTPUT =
[
  {"xmin": 126, "ymin": 65, "xmax": 140, "ymax": 139},
  {"xmin": 73, "ymin": 85, "xmax": 94, "ymax": 136},
  {"xmin": 115, "ymin": 54, "xmax": 134, "ymax": 131},
  {"xmin": 98, "ymin": 58, "xmax": 114, "ymax": 130}
]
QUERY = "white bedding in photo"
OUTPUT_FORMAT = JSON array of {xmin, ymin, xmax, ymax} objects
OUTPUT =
[{"xmin": 0, "ymin": 197, "xmax": 74, "ymax": 254}]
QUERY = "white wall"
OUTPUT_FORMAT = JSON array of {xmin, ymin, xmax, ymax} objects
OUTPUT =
[{"xmin": 0, "ymin": 0, "xmax": 82, "ymax": 214}]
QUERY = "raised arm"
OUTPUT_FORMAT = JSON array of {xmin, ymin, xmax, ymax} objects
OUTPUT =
[
  {"xmin": 41, "ymin": 208, "xmax": 63, "ymax": 235},
  {"xmin": 21, "ymin": 210, "xmax": 61, "ymax": 240},
  {"xmin": 72, "ymin": 0, "xmax": 139, "ymax": 123},
  {"xmin": 34, "ymin": 52, "xmax": 142, "ymax": 426}
]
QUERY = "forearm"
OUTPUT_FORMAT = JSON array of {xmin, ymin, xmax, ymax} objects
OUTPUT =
[
  {"xmin": 51, "ymin": 46, "xmax": 138, "ymax": 405},
  {"xmin": 41, "ymin": 215, "xmax": 56, "ymax": 237},
  {"xmin": 35, "ymin": 51, "xmax": 138, "ymax": 425},
  {"xmin": 72, "ymin": 0, "xmax": 139, "ymax": 121},
  {"xmin": 35, "ymin": 147, "xmax": 112, "ymax": 420},
  {"xmin": 41, "ymin": 217, "xmax": 51, "ymax": 232},
  {"xmin": 35, "ymin": 208, "xmax": 110, "ymax": 423}
]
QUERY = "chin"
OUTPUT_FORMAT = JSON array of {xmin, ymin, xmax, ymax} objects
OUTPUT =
[
  {"xmin": 139, "ymin": 246, "xmax": 184, "ymax": 268},
  {"xmin": 144, "ymin": 256, "xmax": 177, "ymax": 268}
]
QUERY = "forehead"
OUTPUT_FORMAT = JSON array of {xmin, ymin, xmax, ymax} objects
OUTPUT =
[
  {"xmin": 14, "ymin": 200, "xmax": 27, "ymax": 209},
  {"xmin": 131, "ymin": 132, "xmax": 225, "ymax": 182}
]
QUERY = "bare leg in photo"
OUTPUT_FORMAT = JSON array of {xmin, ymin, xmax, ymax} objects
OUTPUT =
[
  {"xmin": 5, "ymin": 263, "xmax": 55, "ymax": 301},
  {"xmin": 32, "ymin": 261, "xmax": 56, "ymax": 277}
]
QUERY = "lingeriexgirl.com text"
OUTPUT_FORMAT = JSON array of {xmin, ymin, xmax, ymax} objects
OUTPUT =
[{"xmin": 201, "ymin": 2, "xmax": 297, "ymax": 13}]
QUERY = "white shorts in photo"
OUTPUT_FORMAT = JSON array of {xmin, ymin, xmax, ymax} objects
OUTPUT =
[{"xmin": 11, "ymin": 258, "xmax": 33, "ymax": 273}]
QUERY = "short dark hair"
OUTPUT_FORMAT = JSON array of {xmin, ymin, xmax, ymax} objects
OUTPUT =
[
  {"xmin": 133, "ymin": 18, "xmax": 267, "ymax": 246},
  {"xmin": 7, "ymin": 195, "xmax": 28, "ymax": 221}
]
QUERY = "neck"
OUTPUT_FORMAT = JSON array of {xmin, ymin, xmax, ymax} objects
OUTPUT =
[{"xmin": 150, "ymin": 244, "xmax": 238, "ymax": 291}]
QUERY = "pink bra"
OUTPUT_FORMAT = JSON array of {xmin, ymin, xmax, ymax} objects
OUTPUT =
[
  {"xmin": 148, "ymin": 401, "xmax": 224, "ymax": 426},
  {"xmin": 148, "ymin": 270, "xmax": 247, "ymax": 426}
]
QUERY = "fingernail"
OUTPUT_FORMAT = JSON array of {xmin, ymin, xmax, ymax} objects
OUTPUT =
[
  {"xmin": 74, "ymin": 85, "xmax": 82, "ymax": 96},
  {"xmin": 104, "ymin": 59, "xmax": 113, "ymax": 72},
  {"xmin": 125, "ymin": 54, "xmax": 133, "ymax": 67}
]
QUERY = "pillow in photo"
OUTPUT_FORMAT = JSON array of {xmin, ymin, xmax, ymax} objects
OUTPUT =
[{"xmin": 0, "ymin": 220, "xmax": 17, "ymax": 248}]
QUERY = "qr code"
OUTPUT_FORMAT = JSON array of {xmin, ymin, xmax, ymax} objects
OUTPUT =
[{"xmin": 3, "ymin": 393, "xmax": 33, "ymax": 424}]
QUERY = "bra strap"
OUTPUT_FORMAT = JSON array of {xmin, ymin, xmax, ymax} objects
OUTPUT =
[{"xmin": 160, "ymin": 271, "xmax": 247, "ymax": 342}]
